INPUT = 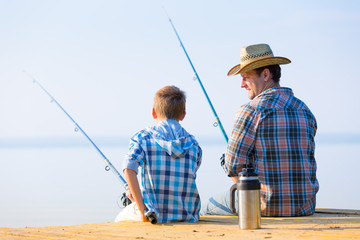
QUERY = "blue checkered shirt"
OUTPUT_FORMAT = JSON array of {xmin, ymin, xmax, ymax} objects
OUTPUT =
[{"xmin": 123, "ymin": 120, "xmax": 202, "ymax": 223}]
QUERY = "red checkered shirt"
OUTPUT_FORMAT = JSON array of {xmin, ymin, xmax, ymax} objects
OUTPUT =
[{"xmin": 224, "ymin": 87, "xmax": 319, "ymax": 216}]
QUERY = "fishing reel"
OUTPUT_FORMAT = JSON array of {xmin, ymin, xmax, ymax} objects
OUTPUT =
[
  {"xmin": 220, "ymin": 153, "xmax": 227, "ymax": 172},
  {"xmin": 120, "ymin": 192, "xmax": 132, "ymax": 207}
]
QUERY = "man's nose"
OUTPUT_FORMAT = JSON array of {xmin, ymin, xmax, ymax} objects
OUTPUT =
[{"xmin": 241, "ymin": 79, "xmax": 247, "ymax": 88}]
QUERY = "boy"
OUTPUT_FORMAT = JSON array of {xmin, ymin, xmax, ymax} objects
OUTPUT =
[{"xmin": 116, "ymin": 86, "xmax": 202, "ymax": 223}]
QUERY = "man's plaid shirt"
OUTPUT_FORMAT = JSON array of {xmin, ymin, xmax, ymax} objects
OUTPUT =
[{"xmin": 224, "ymin": 87, "xmax": 319, "ymax": 216}]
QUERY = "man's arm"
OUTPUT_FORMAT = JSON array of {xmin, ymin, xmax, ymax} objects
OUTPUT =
[
  {"xmin": 225, "ymin": 105, "xmax": 258, "ymax": 178},
  {"xmin": 123, "ymin": 168, "xmax": 148, "ymax": 222},
  {"xmin": 220, "ymin": 154, "xmax": 239, "ymax": 183}
]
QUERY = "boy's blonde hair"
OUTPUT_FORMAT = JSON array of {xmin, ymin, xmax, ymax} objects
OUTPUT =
[{"xmin": 153, "ymin": 86, "xmax": 186, "ymax": 120}]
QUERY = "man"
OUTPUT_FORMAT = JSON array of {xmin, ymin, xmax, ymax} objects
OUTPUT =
[{"xmin": 201, "ymin": 43, "xmax": 319, "ymax": 217}]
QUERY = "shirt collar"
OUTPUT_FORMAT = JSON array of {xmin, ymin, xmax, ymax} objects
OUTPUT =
[{"xmin": 255, "ymin": 87, "xmax": 293, "ymax": 99}]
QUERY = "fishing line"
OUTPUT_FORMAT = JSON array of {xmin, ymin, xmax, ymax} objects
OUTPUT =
[
  {"xmin": 24, "ymin": 71, "xmax": 131, "ymax": 206},
  {"xmin": 163, "ymin": 8, "xmax": 229, "ymax": 143}
]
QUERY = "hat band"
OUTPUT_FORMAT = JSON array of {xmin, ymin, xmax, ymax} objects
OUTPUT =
[{"xmin": 240, "ymin": 50, "xmax": 273, "ymax": 63}]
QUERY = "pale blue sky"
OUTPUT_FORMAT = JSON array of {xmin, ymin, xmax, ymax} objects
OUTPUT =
[
  {"xmin": 1, "ymin": 0, "xmax": 360, "ymax": 140},
  {"xmin": 1, "ymin": 0, "xmax": 360, "ymax": 227}
]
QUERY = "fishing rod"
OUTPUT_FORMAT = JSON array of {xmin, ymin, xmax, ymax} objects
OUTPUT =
[
  {"xmin": 163, "ymin": 8, "xmax": 229, "ymax": 143},
  {"xmin": 24, "ymin": 71, "xmax": 131, "ymax": 207}
]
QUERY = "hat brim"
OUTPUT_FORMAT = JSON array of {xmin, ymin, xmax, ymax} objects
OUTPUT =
[{"xmin": 227, "ymin": 57, "xmax": 291, "ymax": 76}]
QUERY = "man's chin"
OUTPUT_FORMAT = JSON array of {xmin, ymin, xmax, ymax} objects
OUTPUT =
[{"xmin": 248, "ymin": 92, "xmax": 255, "ymax": 100}]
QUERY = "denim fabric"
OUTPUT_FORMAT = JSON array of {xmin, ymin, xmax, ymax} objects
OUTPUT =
[{"xmin": 200, "ymin": 190, "xmax": 238, "ymax": 216}]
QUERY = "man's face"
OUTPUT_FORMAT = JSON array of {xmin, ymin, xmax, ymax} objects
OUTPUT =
[{"xmin": 240, "ymin": 70, "xmax": 266, "ymax": 100}]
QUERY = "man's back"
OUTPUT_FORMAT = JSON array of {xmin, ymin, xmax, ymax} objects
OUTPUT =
[{"xmin": 226, "ymin": 87, "xmax": 319, "ymax": 216}]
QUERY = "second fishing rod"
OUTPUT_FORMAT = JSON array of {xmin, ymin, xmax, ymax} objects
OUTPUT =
[
  {"xmin": 163, "ymin": 9, "xmax": 229, "ymax": 143},
  {"xmin": 24, "ymin": 71, "xmax": 131, "ymax": 207}
]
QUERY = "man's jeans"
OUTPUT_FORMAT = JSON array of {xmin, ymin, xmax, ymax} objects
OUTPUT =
[{"xmin": 200, "ymin": 189, "xmax": 238, "ymax": 216}]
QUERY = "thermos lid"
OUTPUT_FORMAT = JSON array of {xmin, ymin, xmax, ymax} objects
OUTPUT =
[
  {"xmin": 237, "ymin": 164, "xmax": 261, "ymax": 190},
  {"xmin": 239, "ymin": 164, "xmax": 258, "ymax": 177}
]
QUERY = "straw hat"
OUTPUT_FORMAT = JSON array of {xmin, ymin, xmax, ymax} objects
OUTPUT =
[{"xmin": 227, "ymin": 43, "xmax": 291, "ymax": 76}]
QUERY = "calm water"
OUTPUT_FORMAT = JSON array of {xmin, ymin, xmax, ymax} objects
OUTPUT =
[{"xmin": 0, "ymin": 136, "xmax": 359, "ymax": 228}]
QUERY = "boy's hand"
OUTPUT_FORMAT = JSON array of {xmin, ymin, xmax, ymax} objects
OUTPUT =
[
  {"xmin": 141, "ymin": 214, "xmax": 150, "ymax": 222},
  {"xmin": 126, "ymin": 189, "xmax": 135, "ymax": 202}
]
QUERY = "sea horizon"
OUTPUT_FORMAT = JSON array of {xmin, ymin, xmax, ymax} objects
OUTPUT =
[{"xmin": 1, "ymin": 132, "xmax": 359, "ymax": 148}]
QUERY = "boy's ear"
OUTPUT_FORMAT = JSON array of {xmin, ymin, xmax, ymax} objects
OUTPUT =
[
  {"xmin": 152, "ymin": 108, "xmax": 157, "ymax": 119},
  {"xmin": 179, "ymin": 111, "xmax": 186, "ymax": 121}
]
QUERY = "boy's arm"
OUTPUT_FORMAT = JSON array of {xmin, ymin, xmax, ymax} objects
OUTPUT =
[{"xmin": 123, "ymin": 168, "xmax": 148, "ymax": 222}]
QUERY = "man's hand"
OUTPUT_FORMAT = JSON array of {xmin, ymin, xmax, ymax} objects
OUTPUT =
[
  {"xmin": 220, "ymin": 153, "xmax": 239, "ymax": 183},
  {"xmin": 231, "ymin": 176, "xmax": 239, "ymax": 183}
]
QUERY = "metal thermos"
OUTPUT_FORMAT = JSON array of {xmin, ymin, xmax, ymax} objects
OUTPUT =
[{"xmin": 230, "ymin": 165, "xmax": 261, "ymax": 229}]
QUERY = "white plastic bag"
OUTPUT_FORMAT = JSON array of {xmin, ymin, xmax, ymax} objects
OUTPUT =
[{"xmin": 115, "ymin": 202, "xmax": 142, "ymax": 222}]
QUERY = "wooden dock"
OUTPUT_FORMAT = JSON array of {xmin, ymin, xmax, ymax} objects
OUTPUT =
[{"xmin": 0, "ymin": 209, "xmax": 359, "ymax": 239}]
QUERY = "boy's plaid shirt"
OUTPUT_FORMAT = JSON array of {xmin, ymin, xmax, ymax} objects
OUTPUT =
[
  {"xmin": 123, "ymin": 120, "xmax": 202, "ymax": 223},
  {"xmin": 225, "ymin": 87, "xmax": 319, "ymax": 216}
]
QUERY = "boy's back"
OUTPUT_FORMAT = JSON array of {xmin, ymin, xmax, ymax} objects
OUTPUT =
[{"xmin": 124, "ymin": 119, "xmax": 202, "ymax": 223}]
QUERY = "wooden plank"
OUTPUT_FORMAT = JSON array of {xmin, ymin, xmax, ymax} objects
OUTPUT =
[
  {"xmin": 315, "ymin": 208, "xmax": 360, "ymax": 215},
  {"xmin": 1, "ymin": 212, "xmax": 360, "ymax": 240}
]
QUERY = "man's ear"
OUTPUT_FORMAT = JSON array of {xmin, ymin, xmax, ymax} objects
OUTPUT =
[
  {"xmin": 179, "ymin": 111, "xmax": 186, "ymax": 121},
  {"xmin": 152, "ymin": 108, "xmax": 157, "ymax": 119},
  {"xmin": 262, "ymin": 68, "xmax": 271, "ymax": 82}
]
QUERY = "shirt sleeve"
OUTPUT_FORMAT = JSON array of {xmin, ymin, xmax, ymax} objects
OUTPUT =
[
  {"xmin": 224, "ymin": 104, "xmax": 258, "ymax": 177},
  {"xmin": 195, "ymin": 145, "xmax": 202, "ymax": 171},
  {"xmin": 122, "ymin": 135, "xmax": 145, "ymax": 174}
]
